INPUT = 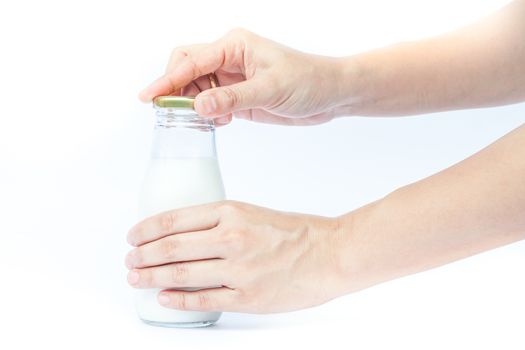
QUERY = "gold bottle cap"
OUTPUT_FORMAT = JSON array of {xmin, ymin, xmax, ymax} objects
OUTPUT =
[{"xmin": 153, "ymin": 96, "xmax": 195, "ymax": 109}]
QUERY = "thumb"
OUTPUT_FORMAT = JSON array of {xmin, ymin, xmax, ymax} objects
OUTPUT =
[{"xmin": 194, "ymin": 79, "xmax": 268, "ymax": 116}]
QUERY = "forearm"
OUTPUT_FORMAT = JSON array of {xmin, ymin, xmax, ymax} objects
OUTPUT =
[
  {"xmin": 335, "ymin": 0, "xmax": 525, "ymax": 117},
  {"xmin": 335, "ymin": 124, "xmax": 525, "ymax": 293}
]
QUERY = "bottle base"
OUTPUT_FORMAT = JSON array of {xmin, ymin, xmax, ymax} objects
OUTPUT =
[{"xmin": 141, "ymin": 319, "xmax": 218, "ymax": 328}]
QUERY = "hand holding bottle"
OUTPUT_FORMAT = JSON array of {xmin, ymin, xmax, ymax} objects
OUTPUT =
[
  {"xmin": 139, "ymin": 28, "xmax": 346, "ymax": 126},
  {"xmin": 126, "ymin": 201, "xmax": 347, "ymax": 313}
]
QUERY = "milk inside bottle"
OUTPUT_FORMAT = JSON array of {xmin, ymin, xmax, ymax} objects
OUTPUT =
[{"xmin": 135, "ymin": 96, "xmax": 225, "ymax": 328}]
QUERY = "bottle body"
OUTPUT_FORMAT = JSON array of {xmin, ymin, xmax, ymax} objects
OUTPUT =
[{"xmin": 135, "ymin": 98, "xmax": 224, "ymax": 327}]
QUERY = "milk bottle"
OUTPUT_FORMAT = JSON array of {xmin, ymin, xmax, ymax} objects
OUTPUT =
[{"xmin": 136, "ymin": 96, "xmax": 225, "ymax": 327}]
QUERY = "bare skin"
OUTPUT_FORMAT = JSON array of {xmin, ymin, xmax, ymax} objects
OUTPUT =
[{"xmin": 127, "ymin": 0, "xmax": 525, "ymax": 313}]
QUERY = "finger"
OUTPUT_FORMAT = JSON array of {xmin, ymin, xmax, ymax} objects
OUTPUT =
[
  {"xmin": 208, "ymin": 71, "xmax": 245, "ymax": 88},
  {"xmin": 128, "ymin": 202, "xmax": 221, "ymax": 246},
  {"xmin": 214, "ymin": 113, "xmax": 233, "ymax": 127},
  {"xmin": 193, "ymin": 74, "xmax": 213, "ymax": 91},
  {"xmin": 166, "ymin": 87, "xmax": 183, "ymax": 97},
  {"xmin": 181, "ymin": 81, "xmax": 202, "ymax": 96},
  {"xmin": 125, "ymin": 228, "xmax": 225, "ymax": 269},
  {"xmin": 165, "ymin": 44, "xmax": 206, "ymax": 74},
  {"xmin": 138, "ymin": 44, "xmax": 206, "ymax": 102},
  {"xmin": 180, "ymin": 71, "xmax": 246, "ymax": 100},
  {"xmin": 127, "ymin": 259, "xmax": 228, "ymax": 289},
  {"xmin": 157, "ymin": 286, "xmax": 239, "ymax": 312},
  {"xmin": 181, "ymin": 75, "xmax": 213, "ymax": 96},
  {"xmin": 139, "ymin": 42, "xmax": 228, "ymax": 102},
  {"xmin": 194, "ymin": 79, "xmax": 272, "ymax": 117}
]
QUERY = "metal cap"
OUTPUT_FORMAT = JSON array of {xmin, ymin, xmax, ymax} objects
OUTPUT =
[{"xmin": 153, "ymin": 96, "xmax": 195, "ymax": 109}]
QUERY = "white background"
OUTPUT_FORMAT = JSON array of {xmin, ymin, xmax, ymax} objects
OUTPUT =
[{"xmin": 0, "ymin": 0, "xmax": 524, "ymax": 349}]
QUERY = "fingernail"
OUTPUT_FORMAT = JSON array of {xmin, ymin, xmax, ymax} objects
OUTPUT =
[
  {"xmin": 127, "ymin": 271, "xmax": 140, "ymax": 285},
  {"xmin": 196, "ymin": 94, "xmax": 217, "ymax": 115},
  {"xmin": 158, "ymin": 293, "xmax": 170, "ymax": 306}
]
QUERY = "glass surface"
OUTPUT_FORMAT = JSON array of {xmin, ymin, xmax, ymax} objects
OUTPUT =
[{"xmin": 135, "ymin": 106, "xmax": 224, "ymax": 328}]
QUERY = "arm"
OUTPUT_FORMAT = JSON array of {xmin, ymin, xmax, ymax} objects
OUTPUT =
[
  {"xmin": 125, "ymin": 124, "xmax": 525, "ymax": 312},
  {"xmin": 338, "ymin": 0, "xmax": 525, "ymax": 116},
  {"xmin": 336, "ymin": 124, "xmax": 525, "ymax": 293},
  {"xmin": 139, "ymin": 1, "xmax": 525, "ymax": 125}
]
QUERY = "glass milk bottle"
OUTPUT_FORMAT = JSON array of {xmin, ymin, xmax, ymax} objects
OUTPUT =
[{"xmin": 136, "ymin": 96, "xmax": 225, "ymax": 328}]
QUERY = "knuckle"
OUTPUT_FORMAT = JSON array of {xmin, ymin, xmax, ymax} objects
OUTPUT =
[
  {"xmin": 197, "ymin": 293, "xmax": 213, "ymax": 310},
  {"xmin": 170, "ymin": 46, "xmax": 189, "ymax": 59},
  {"xmin": 140, "ymin": 269, "xmax": 152, "ymax": 287},
  {"xmin": 161, "ymin": 237, "xmax": 177, "ymax": 260},
  {"xmin": 221, "ymin": 227, "xmax": 247, "ymax": 253},
  {"xmin": 174, "ymin": 294, "xmax": 187, "ymax": 310},
  {"xmin": 217, "ymin": 200, "xmax": 242, "ymax": 216},
  {"xmin": 159, "ymin": 212, "xmax": 176, "ymax": 233},
  {"xmin": 227, "ymin": 27, "xmax": 251, "ymax": 38},
  {"xmin": 171, "ymin": 263, "xmax": 189, "ymax": 284},
  {"xmin": 220, "ymin": 86, "xmax": 240, "ymax": 108},
  {"xmin": 221, "ymin": 226, "xmax": 239, "ymax": 242},
  {"xmin": 186, "ymin": 58, "xmax": 202, "ymax": 78}
]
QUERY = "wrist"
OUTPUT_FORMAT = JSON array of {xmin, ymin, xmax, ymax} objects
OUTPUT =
[
  {"xmin": 309, "ymin": 214, "xmax": 352, "ymax": 301},
  {"xmin": 330, "ymin": 199, "xmax": 386, "ymax": 296},
  {"xmin": 330, "ymin": 55, "xmax": 370, "ymax": 118}
]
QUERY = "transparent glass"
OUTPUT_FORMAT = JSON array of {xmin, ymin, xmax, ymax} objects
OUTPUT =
[{"xmin": 135, "ymin": 106, "xmax": 225, "ymax": 328}]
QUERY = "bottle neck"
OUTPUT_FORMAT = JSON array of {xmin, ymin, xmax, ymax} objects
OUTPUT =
[{"xmin": 151, "ymin": 108, "xmax": 217, "ymax": 159}]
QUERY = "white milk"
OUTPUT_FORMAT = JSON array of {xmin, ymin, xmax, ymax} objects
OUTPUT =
[{"xmin": 136, "ymin": 157, "xmax": 225, "ymax": 327}]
